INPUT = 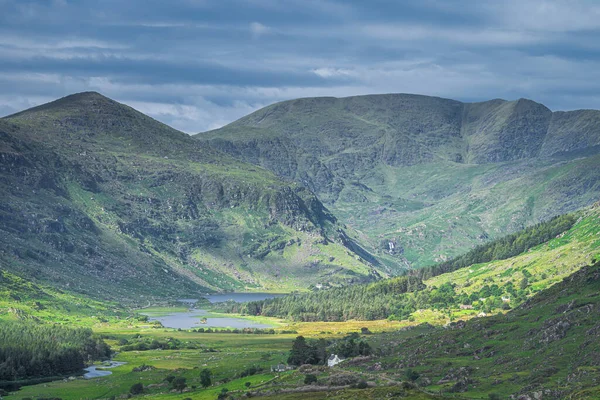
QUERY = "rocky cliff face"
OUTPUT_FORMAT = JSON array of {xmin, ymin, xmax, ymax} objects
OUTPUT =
[
  {"xmin": 197, "ymin": 93, "xmax": 600, "ymax": 270},
  {"xmin": 0, "ymin": 93, "xmax": 379, "ymax": 301}
]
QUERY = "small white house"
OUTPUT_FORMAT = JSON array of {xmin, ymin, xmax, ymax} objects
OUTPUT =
[
  {"xmin": 271, "ymin": 363, "xmax": 286, "ymax": 372},
  {"xmin": 327, "ymin": 354, "xmax": 345, "ymax": 367}
]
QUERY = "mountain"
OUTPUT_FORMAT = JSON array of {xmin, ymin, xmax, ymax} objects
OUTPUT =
[
  {"xmin": 0, "ymin": 92, "xmax": 380, "ymax": 302},
  {"xmin": 196, "ymin": 93, "xmax": 600, "ymax": 271}
]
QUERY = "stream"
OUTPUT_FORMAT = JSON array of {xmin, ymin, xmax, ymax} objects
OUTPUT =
[{"xmin": 83, "ymin": 361, "xmax": 126, "ymax": 379}]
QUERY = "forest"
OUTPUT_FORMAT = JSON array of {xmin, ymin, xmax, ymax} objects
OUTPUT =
[
  {"xmin": 222, "ymin": 272, "xmax": 531, "ymax": 322},
  {"xmin": 222, "ymin": 276, "xmax": 425, "ymax": 321},
  {"xmin": 0, "ymin": 322, "xmax": 110, "ymax": 384}
]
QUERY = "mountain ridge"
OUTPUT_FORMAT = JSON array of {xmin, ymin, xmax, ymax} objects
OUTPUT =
[
  {"xmin": 0, "ymin": 92, "xmax": 381, "ymax": 302},
  {"xmin": 2, "ymin": 91, "xmax": 599, "ymax": 298},
  {"xmin": 196, "ymin": 92, "xmax": 600, "ymax": 271},
  {"xmin": 200, "ymin": 93, "xmax": 600, "ymax": 164}
]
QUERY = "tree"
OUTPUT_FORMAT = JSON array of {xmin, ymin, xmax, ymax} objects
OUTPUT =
[
  {"xmin": 405, "ymin": 368, "xmax": 420, "ymax": 382},
  {"xmin": 217, "ymin": 388, "xmax": 229, "ymax": 399},
  {"xmin": 304, "ymin": 374, "xmax": 317, "ymax": 384},
  {"xmin": 245, "ymin": 381, "xmax": 252, "ymax": 389},
  {"xmin": 200, "ymin": 368, "xmax": 212, "ymax": 388},
  {"xmin": 172, "ymin": 376, "xmax": 187, "ymax": 393},
  {"xmin": 287, "ymin": 336, "xmax": 310, "ymax": 365},
  {"xmin": 520, "ymin": 277, "xmax": 529, "ymax": 290},
  {"xmin": 130, "ymin": 383, "xmax": 144, "ymax": 395}
]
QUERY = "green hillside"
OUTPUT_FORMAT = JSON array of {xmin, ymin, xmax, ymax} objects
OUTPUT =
[
  {"xmin": 258, "ymin": 259, "xmax": 600, "ymax": 399},
  {"xmin": 197, "ymin": 94, "xmax": 600, "ymax": 272},
  {"xmin": 224, "ymin": 203, "xmax": 600, "ymax": 322},
  {"xmin": 0, "ymin": 269, "xmax": 128, "ymax": 326},
  {"xmin": 209, "ymin": 205, "xmax": 600, "ymax": 398},
  {"xmin": 0, "ymin": 92, "xmax": 380, "ymax": 301},
  {"xmin": 4, "ymin": 204, "xmax": 599, "ymax": 399},
  {"xmin": 364, "ymin": 258, "xmax": 600, "ymax": 399}
]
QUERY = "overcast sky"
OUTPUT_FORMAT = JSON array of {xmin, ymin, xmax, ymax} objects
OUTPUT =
[{"xmin": 1, "ymin": 0, "xmax": 600, "ymax": 133}]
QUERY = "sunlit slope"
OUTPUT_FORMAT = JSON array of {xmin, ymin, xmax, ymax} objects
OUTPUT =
[{"xmin": 427, "ymin": 203, "xmax": 600, "ymax": 296}]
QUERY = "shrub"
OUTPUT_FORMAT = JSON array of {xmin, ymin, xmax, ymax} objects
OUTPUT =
[
  {"xmin": 217, "ymin": 388, "xmax": 229, "ymax": 399},
  {"xmin": 304, "ymin": 374, "xmax": 317, "ymax": 385},
  {"xmin": 129, "ymin": 383, "xmax": 144, "ymax": 395},
  {"xmin": 405, "ymin": 368, "xmax": 420, "ymax": 382},
  {"xmin": 200, "ymin": 368, "xmax": 212, "ymax": 388},
  {"xmin": 327, "ymin": 372, "xmax": 359, "ymax": 386},
  {"xmin": 171, "ymin": 376, "xmax": 187, "ymax": 393},
  {"xmin": 355, "ymin": 380, "xmax": 368, "ymax": 389}
]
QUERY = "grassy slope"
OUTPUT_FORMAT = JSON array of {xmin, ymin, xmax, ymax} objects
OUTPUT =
[
  {"xmin": 363, "ymin": 259, "xmax": 600, "ymax": 399},
  {"xmin": 5, "ymin": 206, "xmax": 599, "ymax": 398},
  {"xmin": 336, "ymin": 153, "xmax": 600, "ymax": 270},
  {"xmin": 219, "ymin": 205, "xmax": 599, "ymax": 328},
  {"xmin": 426, "ymin": 203, "xmax": 600, "ymax": 299},
  {"xmin": 0, "ymin": 269, "xmax": 135, "ymax": 328}
]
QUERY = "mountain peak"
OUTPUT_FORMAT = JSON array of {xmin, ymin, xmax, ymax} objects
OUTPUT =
[
  {"xmin": 4, "ymin": 91, "xmax": 121, "ymax": 120},
  {"xmin": 3, "ymin": 91, "xmax": 191, "ymax": 149}
]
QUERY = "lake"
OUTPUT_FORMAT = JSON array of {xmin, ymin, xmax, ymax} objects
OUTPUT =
[{"xmin": 148, "ymin": 293, "xmax": 284, "ymax": 329}]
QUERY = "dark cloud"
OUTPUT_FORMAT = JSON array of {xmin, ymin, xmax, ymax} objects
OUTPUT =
[{"xmin": 1, "ymin": 0, "xmax": 600, "ymax": 132}]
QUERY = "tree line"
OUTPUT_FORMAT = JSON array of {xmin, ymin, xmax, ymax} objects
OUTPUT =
[
  {"xmin": 222, "ymin": 276, "xmax": 425, "ymax": 321},
  {"xmin": 0, "ymin": 322, "xmax": 110, "ymax": 383},
  {"xmin": 411, "ymin": 213, "xmax": 576, "ymax": 280},
  {"xmin": 287, "ymin": 333, "xmax": 372, "ymax": 366}
]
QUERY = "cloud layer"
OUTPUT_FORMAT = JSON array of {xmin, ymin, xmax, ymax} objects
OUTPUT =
[{"xmin": 1, "ymin": 0, "xmax": 600, "ymax": 132}]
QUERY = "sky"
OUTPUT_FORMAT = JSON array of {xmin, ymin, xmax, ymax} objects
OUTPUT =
[{"xmin": 1, "ymin": 0, "xmax": 600, "ymax": 133}]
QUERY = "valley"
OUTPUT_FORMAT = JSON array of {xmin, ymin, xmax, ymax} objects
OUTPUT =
[
  {"xmin": 2, "ymin": 201, "xmax": 599, "ymax": 399},
  {"xmin": 1, "ymin": 92, "xmax": 600, "ymax": 399}
]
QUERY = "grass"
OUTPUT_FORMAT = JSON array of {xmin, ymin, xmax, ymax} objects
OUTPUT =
[
  {"xmin": 427, "ymin": 205, "xmax": 600, "ymax": 297},
  {"xmin": 14, "ymin": 329, "xmax": 297, "ymax": 399}
]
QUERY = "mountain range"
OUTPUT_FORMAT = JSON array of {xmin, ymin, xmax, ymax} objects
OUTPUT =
[
  {"xmin": 1, "ymin": 92, "xmax": 599, "ymax": 300},
  {"xmin": 198, "ymin": 94, "xmax": 600, "ymax": 271}
]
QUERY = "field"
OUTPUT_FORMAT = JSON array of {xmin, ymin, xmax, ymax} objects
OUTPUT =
[
  {"xmin": 10, "ymin": 323, "xmax": 435, "ymax": 399},
  {"xmin": 14, "ymin": 327, "xmax": 295, "ymax": 399}
]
